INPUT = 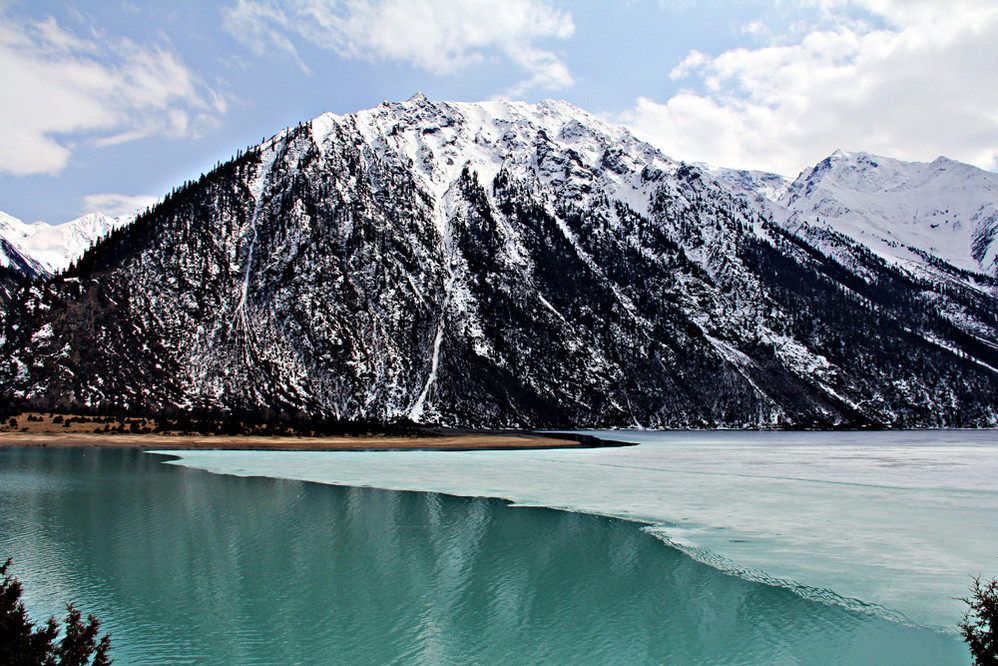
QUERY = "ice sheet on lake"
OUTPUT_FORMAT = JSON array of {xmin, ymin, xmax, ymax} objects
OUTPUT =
[{"xmin": 155, "ymin": 430, "xmax": 998, "ymax": 630}]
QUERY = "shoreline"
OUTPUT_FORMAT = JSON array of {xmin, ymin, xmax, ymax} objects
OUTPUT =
[
  {"xmin": 156, "ymin": 430, "xmax": 996, "ymax": 634},
  {"xmin": 0, "ymin": 430, "xmax": 591, "ymax": 451}
]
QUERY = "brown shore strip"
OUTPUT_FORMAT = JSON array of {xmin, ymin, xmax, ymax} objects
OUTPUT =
[{"xmin": 0, "ymin": 430, "xmax": 587, "ymax": 451}]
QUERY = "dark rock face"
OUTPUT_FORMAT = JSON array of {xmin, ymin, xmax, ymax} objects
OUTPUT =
[
  {"xmin": 0, "ymin": 264, "xmax": 25, "ymax": 317},
  {"xmin": 2, "ymin": 97, "xmax": 997, "ymax": 428}
]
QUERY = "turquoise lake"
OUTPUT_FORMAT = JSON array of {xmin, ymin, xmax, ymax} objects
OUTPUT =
[{"xmin": 0, "ymin": 444, "xmax": 977, "ymax": 664}]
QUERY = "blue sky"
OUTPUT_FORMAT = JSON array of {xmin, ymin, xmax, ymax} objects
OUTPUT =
[{"xmin": 1, "ymin": 0, "xmax": 996, "ymax": 224}]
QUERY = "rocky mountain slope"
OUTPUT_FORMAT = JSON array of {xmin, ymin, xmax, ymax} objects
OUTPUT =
[{"xmin": 2, "ymin": 95, "xmax": 997, "ymax": 428}]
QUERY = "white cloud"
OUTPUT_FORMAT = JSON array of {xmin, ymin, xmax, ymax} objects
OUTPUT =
[
  {"xmin": 620, "ymin": 0, "xmax": 998, "ymax": 176},
  {"xmin": 224, "ymin": 0, "xmax": 574, "ymax": 95},
  {"xmin": 80, "ymin": 193, "xmax": 159, "ymax": 218},
  {"xmin": 222, "ymin": 0, "xmax": 311, "ymax": 74},
  {"xmin": 0, "ymin": 14, "xmax": 226, "ymax": 176}
]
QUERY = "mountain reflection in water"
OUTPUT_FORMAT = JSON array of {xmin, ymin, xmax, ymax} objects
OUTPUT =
[{"xmin": 0, "ymin": 447, "xmax": 969, "ymax": 665}]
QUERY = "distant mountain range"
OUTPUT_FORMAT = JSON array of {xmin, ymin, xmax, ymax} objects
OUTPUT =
[
  {"xmin": 2, "ymin": 94, "xmax": 996, "ymax": 428},
  {"xmin": 0, "ymin": 210, "xmax": 136, "ymax": 278},
  {"xmin": 707, "ymin": 150, "xmax": 998, "ymax": 280}
]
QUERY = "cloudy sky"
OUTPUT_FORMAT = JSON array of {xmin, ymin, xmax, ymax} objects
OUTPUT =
[{"xmin": 1, "ymin": 0, "xmax": 996, "ymax": 224}]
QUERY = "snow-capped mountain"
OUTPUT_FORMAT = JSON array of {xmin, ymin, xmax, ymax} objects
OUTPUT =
[
  {"xmin": 0, "ymin": 211, "xmax": 45, "ymax": 277},
  {"xmin": 783, "ymin": 150, "xmax": 998, "ymax": 279},
  {"xmin": 2, "ymin": 95, "xmax": 997, "ymax": 428},
  {"xmin": 700, "ymin": 166, "xmax": 791, "ymax": 214},
  {"xmin": 0, "ymin": 210, "xmax": 138, "ymax": 278},
  {"xmin": 705, "ymin": 150, "xmax": 998, "ymax": 282}
]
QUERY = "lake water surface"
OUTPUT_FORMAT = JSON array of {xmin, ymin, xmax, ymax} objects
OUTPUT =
[{"xmin": 1, "ymin": 432, "xmax": 992, "ymax": 664}]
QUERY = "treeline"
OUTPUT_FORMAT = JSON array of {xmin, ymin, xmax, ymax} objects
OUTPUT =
[
  {"xmin": 65, "ymin": 145, "xmax": 263, "ymax": 279},
  {"xmin": 0, "ymin": 398, "xmax": 427, "ymax": 437},
  {"xmin": 739, "ymin": 223, "xmax": 998, "ymax": 426},
  {"xmin": 147, "ymin": 409, "xmax": 427, "ymax": 437}
]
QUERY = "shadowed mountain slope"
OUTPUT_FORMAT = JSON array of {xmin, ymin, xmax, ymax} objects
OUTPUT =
[{"xmin": 2, "ymin": 96, "xmax": 997, "ymax": 428}]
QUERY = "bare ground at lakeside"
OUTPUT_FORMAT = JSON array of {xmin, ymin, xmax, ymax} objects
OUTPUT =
[{"xmin": 0, "ymin": 412, "xmax": 587, "ymax": 451}]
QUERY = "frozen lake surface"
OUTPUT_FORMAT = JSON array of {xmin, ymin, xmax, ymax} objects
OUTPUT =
[
  {"xmin": 162, "ymin": 429, "xmax": 998, "ymax": 630},
  {"xmin": 2, "ymin": 445, "xmax": 971, "ymax": 664}
]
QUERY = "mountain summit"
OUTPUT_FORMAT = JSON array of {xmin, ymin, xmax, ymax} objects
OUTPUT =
[
  {"xmin": 708, "ymin": 150, "xmax": 998, "ymax": 280},
  {"xmin": 2, "ymin": 97, "xmax": 997, "ymax": 428},
  {"xmin": 779, "ymin": 150, "xmax": 998, "ymax": 278}
]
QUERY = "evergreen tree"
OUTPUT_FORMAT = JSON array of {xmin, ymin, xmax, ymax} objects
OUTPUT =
[
  {"xmin": 960, "ymin": 575, "xmax": 998, "ymax": 666},
  {"xmin": 0, "ymin": 559, "xmax": 112, "ymax": 666}
]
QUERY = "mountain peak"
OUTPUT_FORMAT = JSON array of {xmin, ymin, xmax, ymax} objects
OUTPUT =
[
  {"xmin": 779, "ymin": 148, "xmax": 998, "ymax": 277},
  {"xmin": 827, "ymin": 149, "xmax": 880, "ymax": 165},
  {"xmin": 5, "ymin": 95, "xmax": 998, "ymax": 430},
  {"xmin": 300, "ymin": 95, "xmax": 671, "ymax": 208}
]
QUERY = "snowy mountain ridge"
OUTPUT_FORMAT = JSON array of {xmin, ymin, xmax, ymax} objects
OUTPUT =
[
  {"xmin": 310, "ymin": 93, "xmax": 674, "ymax": 218},
  {"xmin": 704, "ymin": 150, "xmax": 998, "ymax": 281},
  {"xmin": 2, "ymin": 95, "xmax": 998, "ymax": 428},
  {"xmin": 783, "ymin": 150, "xmax": 998, "ymax": 279},
  {"xmin": 0, "ymin": 210, "xmax": 137, "ymax": 277},
  {"xmin": 5, "ymin": 96, "xmax": 998, "ymax": 287}
]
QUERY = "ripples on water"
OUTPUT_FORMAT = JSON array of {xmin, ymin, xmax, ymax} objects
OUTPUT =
[{"xmin": 0, "ymin": 447, "xmax": 969, "ymax": 664}]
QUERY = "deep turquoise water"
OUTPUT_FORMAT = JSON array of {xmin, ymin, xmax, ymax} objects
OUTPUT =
[{"xmin": 0, "ymin": 446, "xmax": 969, "ymax": 664}]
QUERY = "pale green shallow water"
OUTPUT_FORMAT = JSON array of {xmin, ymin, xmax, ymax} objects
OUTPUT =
[{"xmin": 0, "ymin": 447, "xmax": 970, "ymax": 664}]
